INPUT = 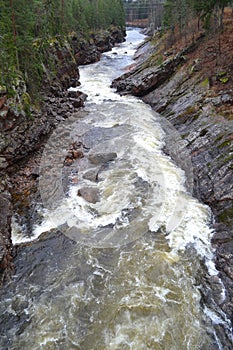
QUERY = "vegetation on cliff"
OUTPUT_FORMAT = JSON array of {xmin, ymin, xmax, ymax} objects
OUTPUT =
[
  {"xmin": 162, "ymin": 0, "xmax": 233, "ymax": 54},
  {"xmin": 0, "ymin": 0, "xmax": 125, "ymax": 100},
  {"xmin": 163, "ymin": 0, "xmax": 230, "ymax": 28},
  {"xmin": 123, "ymin": 0, "xmax": 232, "ymax": 32}
]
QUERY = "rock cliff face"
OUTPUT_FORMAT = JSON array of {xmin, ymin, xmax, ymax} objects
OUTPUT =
[
  {"xmin": 112, "ymin": 34, "xmax": 233, "ymax": 345},
  {"xmin": 0, "ymin": 27, "xmax": 125, "ymax": 286},
  {"xmin": 71, "ymin": 27, "xmax": 126, "ymax": 65},
  {"xmin": 0, "ymin": 180, "xmax": 13, "ymax": 285}
]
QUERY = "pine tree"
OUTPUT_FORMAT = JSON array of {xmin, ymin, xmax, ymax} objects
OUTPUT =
[{"xmin": 0, "ymin": 0, "xmax": 126, "ymax": 98}]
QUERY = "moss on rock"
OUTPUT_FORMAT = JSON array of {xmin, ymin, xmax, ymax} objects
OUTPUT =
[{"xmin": 218, "ymin": 206, "xmax": 233, "ymax": 223}]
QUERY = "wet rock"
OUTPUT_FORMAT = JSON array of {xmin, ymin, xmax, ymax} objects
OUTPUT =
[
  {"xmin": 0, "ymin": 229, "xmax": 78, "ymax": 349},
  {"xmin": 216, "ymin": 242, "xmax": 233, "ymax": 284},
  {"xmin": 64, "ymin": 142, "xmax": 85, "ymax": 167},
  {"xmin": 134, "ymin": 176, "xmax": 150, "ymax": 194},
  {"xmin": 218, "ymin": 241, "xmax": 233, "ymax": 260},
  {"xmin": 68, "ymin": 90, "xmax": 86, "ymax": 99},
  {"xmin": 77, "ymin": 187, "xmax": 100, "ymax": 204},
  {"xmin": 0, "ymin": 189, "xmax": 14, "ymax": 285},
  {"xmin": 88, "ymin": 152, "xmax": 117, "ymax": 165},
  {"xmin": 75, "ymin": 46, "xmax": 101, "ymax": 65},
  {"xmin": 83, "ymin": 169, "xmax": 99, "ymax": 182},
  {"xmin": 66, "ymin": 151, "xmax": 73, "ymax": 159},
  {"xmin": 110, "ymin": 27, "xmax": 126, "ymax": 44},
  {"xmin": 64, "ymin": 158, "xmax": 73, "ymax": 166},
  {"xmin": 72, "ymin": 98, "xmax": 83, "ymax": 108},
  {"xmin": 202, "ymin": 274, "xmax": 227, "ymax": 307},
  {"xmin": 68, "ymin": 92, "xmax": 87, "ymax": 108}
]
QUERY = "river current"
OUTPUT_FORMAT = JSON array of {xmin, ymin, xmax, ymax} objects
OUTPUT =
[{"xmin": 1, "ymin": 29, "xmax": 230, "ymax": 349}]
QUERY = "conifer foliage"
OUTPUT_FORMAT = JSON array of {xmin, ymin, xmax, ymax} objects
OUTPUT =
[
  {"xmin": 162, "ymin": 0, "xmax": 232, "ymax": 52},
  {"xmin": 0, "ymin": 0, "xmax": 125, "ymax": 96},
  {"xmin": 163, "ymin": 0, "xmax": 230, "ymax": 31}
]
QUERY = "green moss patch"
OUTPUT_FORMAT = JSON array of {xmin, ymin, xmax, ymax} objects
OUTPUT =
[
  {"xmin": 216, "ymin": 71, "xmax": 230, "ymax": 84},
  {"xmin": 218, "ymin": 139, "xmax": 233, "ymax": 149},
  {"xmin": 178, "ymin": 106, "xmax": 200, "ymax": 121},
  {"xmin": 218, "ymin": 206, "xmax": 233, "ymax": 223},
  {"xmin": 200, "ymin": 78, "xmax": 209, "ymax": 88},
  {"xmin": 219, "ymin": 77, "xmax": 229, "ymax": 84},
  {"xmin": 222, "ymin": 153, "xmax": 233, "ymax": 165}
]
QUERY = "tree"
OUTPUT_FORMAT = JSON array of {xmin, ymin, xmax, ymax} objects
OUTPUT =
[{"xmin": 0, "ymin": 0, "xmax": 126, "ymax": 98}]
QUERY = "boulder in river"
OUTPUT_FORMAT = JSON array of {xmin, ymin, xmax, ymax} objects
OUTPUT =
[
  {"xmin": 88, "ymin": 152, "xmax": 117, "ymax": 165},
  {"xmin": 83, "ymin": 169, "xmax": 99, "ymax": 182},
  {"xmin": 77, "ymin": 187, "xmax": 100, "ymax": 204}
]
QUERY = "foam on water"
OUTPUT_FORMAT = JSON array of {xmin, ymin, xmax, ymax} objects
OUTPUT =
[
  {"xmin": 12, "ymin": 27, "xmax": 216, "ymax": 263},
  {"xmin": 8, "ymin": 28, "xmax": 230, "ymax": 350}
]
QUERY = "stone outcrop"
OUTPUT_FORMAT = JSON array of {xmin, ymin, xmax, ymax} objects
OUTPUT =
[
  {"xmin": 88, "ymin": 152, "xmax": 117, "ymax": 165},
  {"xmin": 77, "ymin": 187, "xmax": 100, "ymax": 204},
  {"xmin": 0, "ymin": 90, "xmax": 87, "ymax": 168},
  {"xmin": 70, "ymin": 27, "xmax": 126, "ymax": 65},
  {"xmin": 111, "ymin": 42, "xmax": 197, "ymax": 96}
]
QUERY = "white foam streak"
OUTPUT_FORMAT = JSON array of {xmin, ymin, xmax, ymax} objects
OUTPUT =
[
  {"xmin": 13, "ymin": 27, "xmax": 215, "ymax": 262},
  {"xmin": 9, "ymin": 28, "xmax": 223, "ymax": 350}
]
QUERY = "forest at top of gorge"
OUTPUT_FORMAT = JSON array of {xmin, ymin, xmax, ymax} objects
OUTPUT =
[
  {"xmin": 0, "ymin": 0, "xmax": 125, "ymax": 100},
  {"xmin": 123, "ymin": 0, "xmax": 233, "ymax": 79},
  {"xmin": 123, "ymin": 0, "xmax": 233, "ymax": 29},
  {"xmin": 1, "ymin": 0, "xmax": 233, "ymax": 104}
]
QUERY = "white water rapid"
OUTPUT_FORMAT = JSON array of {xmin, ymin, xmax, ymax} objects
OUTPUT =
[{"xmin": 8, "ymin": 28, "xmax": 230, "ymax": 350}]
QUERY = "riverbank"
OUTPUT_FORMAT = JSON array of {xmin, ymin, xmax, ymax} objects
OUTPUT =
[
  {"xmin": 0, "ymin": 27, "xmax": 224, "ymax": 348},
  {"xmin": 112, "ymin": 10, "xmax": 233, "ymax": 347},
  {"xmin": 0, "ymin": 26, "xmax": 126, "ymax": 285}
]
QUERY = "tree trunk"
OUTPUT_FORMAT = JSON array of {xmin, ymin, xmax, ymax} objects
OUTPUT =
[{"xmin": 61, "ymin": 0, "xmax": 65, "ymax": 31}]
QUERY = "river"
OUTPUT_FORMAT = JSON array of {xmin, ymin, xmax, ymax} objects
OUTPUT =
[{"xmin": 0, "ymin": 28, "xmax": 230, "ymax": 349}]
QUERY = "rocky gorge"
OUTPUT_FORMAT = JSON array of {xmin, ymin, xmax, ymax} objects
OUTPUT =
[
  {"xmin": 1, "ymin": 14, "xmax": 233, "ymax": 349},
  {"xmin": 0, "ymin": 26, "xmax": 125, "ymax": 286},
  {"xmin": 112, "ymin": 14, "xmax": 233, "ymax": 345}
]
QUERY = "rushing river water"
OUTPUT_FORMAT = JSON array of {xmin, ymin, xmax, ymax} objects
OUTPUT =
[{"xmin": 1, "ymin": 29, "xmax": 230, "ymax": 349}]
